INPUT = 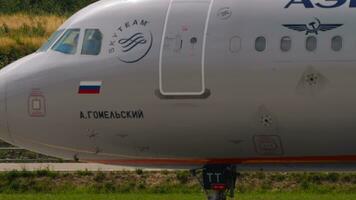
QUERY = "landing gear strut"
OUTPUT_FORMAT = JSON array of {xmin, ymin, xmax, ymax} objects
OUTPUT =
[{"xmin": 192, "ymin": 165, "xmax": 238, "ymax": 200}]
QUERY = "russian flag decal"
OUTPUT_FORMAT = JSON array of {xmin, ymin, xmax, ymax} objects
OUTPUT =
[{"xmin": 78, "ymin": 81, "xmax": 102, "ymax": 94}]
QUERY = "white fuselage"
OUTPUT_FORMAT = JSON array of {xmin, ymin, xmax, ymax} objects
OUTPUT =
[{"xmin": 0, "ymin": 0, "xmax": 356, "ymax": 169}]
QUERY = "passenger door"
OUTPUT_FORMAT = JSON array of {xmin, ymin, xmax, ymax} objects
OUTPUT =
[{"xmin": 159, "ymin": 0, "xmax": 213, "ymax": 98}]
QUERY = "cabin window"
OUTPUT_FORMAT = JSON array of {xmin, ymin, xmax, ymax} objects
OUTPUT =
[
  {"xmin": 331, "ymin": 36, "xmax": 342, "ymax": 52},
  {"xmin": 280, "ymin": 36, "xmax": 291, "ymax": 52},
  {"xmin": 81, "ymin": 29, "xmax": 103, "ymax": 55},
  {"xmin": 52, "ymin": 29, "xmax": 80, "ymax": 55},
  {"xmin": 255, "ymin": 36, "xmax": 266, "ymax": 52},
  {"xmin": 37, "ymin": 29, "xmax": 64, "ymax": 52},
  {"xmin": 306, "ymin": 36, "xmax": 317, "ymax": 52}
]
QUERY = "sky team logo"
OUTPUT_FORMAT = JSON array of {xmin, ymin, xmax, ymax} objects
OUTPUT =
[
  {"xmin": 109, "ymin": 19, "xmax": 153, "ymax": 63},
  {"xmin": 283, "ymin": 18, "xmax": 343, "ymax": 35}
]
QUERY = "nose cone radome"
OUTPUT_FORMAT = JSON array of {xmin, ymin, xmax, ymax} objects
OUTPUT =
[
  {"xmin": 0, "ymin": 67, "xmax": 10, "ymax": 143},
  {"xmin": 0, "ymin": 53, "xmax": 47, "ymax": 145}
]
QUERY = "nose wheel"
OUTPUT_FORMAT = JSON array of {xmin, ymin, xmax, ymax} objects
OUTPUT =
[{"xmin": 191, "ymin": 165, "xmax": 238, "ymax": 200}]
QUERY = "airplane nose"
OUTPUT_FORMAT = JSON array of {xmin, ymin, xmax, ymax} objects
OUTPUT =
[
  {"xmin": 0, "ymin": 67, "xmax": 11, "ymax": 143},
  {"xmin": 0, "ymin": 53, "xmax": 46, "ymax": 145}
]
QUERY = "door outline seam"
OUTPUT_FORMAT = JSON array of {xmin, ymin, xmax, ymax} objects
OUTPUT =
[{"xmin": 159, "ymin": 0, "xmax": 214, "ymax": 96}]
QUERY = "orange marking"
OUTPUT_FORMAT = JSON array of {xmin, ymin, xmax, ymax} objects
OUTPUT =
[{"xmin": 84, "ymin": 155, "xmax": 356, "ymax": 165}]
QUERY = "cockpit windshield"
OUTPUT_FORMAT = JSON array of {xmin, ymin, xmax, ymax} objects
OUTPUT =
[
  {"xmin": 37, "ymin": 29, "xmax": 64, "ymax": 52},
  {"xmin": 81, "ymin": 29, "xmax": 102, "ymax": 55},
  {"xmin": 52, "ymin": 29, "xmax": 80, "ymax": 55}
]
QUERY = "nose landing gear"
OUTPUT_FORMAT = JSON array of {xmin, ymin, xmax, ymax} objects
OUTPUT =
[{"xmin": 192, "ymin": 165, "xmax": 238, "ymax": 200}]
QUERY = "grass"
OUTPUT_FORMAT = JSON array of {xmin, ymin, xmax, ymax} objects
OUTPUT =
[
  {"xmin": 0, "ymin": 193, "xmax": 356, "ymax": 200},
  {"xmin": 0, "ymin": 14, "xmax": 66, "ymax": 68},
  {"xmin": 0, "ymin": 14, "xmax": 65, "ymax": 35},
  {"xmin": 0, "ymin": 168, "xmax": 354, "ymax": 199},
  {"xmin": 0, "ymin": 170, "xmax": 355, "ymax": 194},
  {"xmin": 0, "ymin": 193, "xmax": 203, "ymax": 200},
  {"xmin": 0, "ymin": 14, "xmax": 66, "ymax": 47}
]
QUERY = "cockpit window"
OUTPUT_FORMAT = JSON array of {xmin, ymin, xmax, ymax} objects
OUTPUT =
[
  {"xmin": 52, "ymin": 29, "xmax": 80, "ymax": 54},
  {"xmin": 37, "ymin": 29, "xmax": 64, "ymax": 52},
  {"xmin": 81, "ymin": 29, "xmax": 103, "ymax": 55}
]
